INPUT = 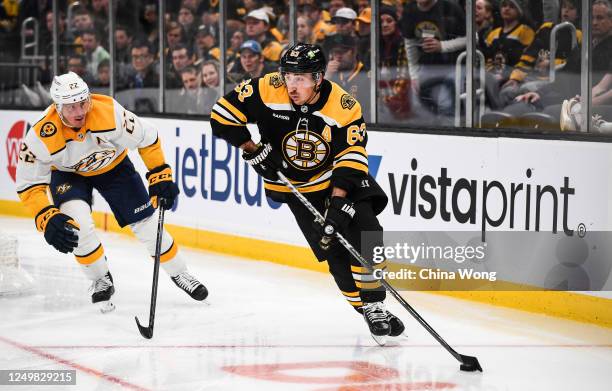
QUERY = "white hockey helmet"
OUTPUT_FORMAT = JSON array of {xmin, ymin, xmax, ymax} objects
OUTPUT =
[
  {"xmin": 50, "ymin": 72, "xmax": 91, "ymax": 125},
  {"xmin": 50, "ymin": 72, "xmax": 90, "ymax": 106}
]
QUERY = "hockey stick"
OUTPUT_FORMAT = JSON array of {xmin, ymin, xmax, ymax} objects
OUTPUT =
[
  {"xmin": 276, "ymin": 172, "xmax": 482, "ymax": 372},
  {"xmin": 135, "ymin": 203, "xmax": 166, "ymax": 339}
]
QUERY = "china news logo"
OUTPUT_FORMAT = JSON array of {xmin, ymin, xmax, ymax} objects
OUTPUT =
[{"xmin": 5, "ymin": 121, "xmax": 30, "ymax": 182}]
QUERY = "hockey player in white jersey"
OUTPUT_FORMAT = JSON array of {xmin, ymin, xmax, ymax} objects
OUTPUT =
[{"xmin": 15, "ymin": 72, "xmax": 208, "ymax": 312}]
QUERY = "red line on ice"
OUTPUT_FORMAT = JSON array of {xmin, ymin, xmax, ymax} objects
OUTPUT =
[{"xmin": 0, "ymin": 335, "xmax": 151, "ymax": 391}]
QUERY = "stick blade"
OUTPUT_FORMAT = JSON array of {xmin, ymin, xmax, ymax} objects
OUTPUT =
[
  {"xmin": 459, "ymin": 354, "xmax": 483, "ymax": 372},
  {"xmin": 135, "ymin": 316, "xmax": 153, "ymax": 339}
]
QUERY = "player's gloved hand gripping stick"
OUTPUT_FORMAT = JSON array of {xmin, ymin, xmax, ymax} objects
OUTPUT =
[
  {"xmin": 276, "ymin": 171, "xmax": 483, "ymax": 372},
  {"xmin": 36, "ymin": 206, "xmax": 80, "ymax": 253},
  {"xmin": 319, "ymin": 196, "xmax": 356, "ymax": 250},
  {"xmin": 135, "ymin": 202, "xmax": 166, "ymax": 339}
]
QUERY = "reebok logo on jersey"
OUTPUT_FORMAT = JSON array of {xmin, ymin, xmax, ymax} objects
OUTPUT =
[{"xmin": 273, "ymin": 113, "xmax": 290, "ymax": 121}]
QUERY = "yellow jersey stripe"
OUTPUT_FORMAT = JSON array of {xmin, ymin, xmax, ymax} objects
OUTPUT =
[
  {"xmin": 335, "ymin": 146, "xmax": 367, "ymax": 159},
  {"xmin": 211, "ymin": 112, "xmax": 244, "ymax": 127},
  {"xmin": 218, "ymin": 97, "xmax": 247, "ymax": 123},
  {"xmin": 264, "ymin": 180, "xmax": 331, "ymax": 193},
  {"xmin": 75, "ymin": 244, "xmax": 105, "ymax": 265},
  {"xmin": 334, "ymin": 160, "xmax": 368, "ymax": 173}
]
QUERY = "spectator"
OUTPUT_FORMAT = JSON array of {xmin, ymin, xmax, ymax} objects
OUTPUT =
[
  {"xmin": 299, "ymin": 3, "xmax": 335, "ymax": 45},
  {"xmin": 114, "ymin": 25, "xmax": 133, "ymax": 67},
  {"xmin": 328, "ymin": 0, "xmax": 349, "ymax": 18},
  {"xmin": 227, "ymin": 40, "xmax": 277, "ymax": 86},
  {"xmin": 72, "ymin": 6, "xmax": 95, "ymax": 36},
  {"xmin": 243, "ymin": 8, "xmax": 283, "ymax": 63},
  {"xmin": 164, "ymin": 21, "xmax": 185, "ymax": 64},
  {"xmin": 227, "ymin": 29, "xmax": 245, "ymax": 64},
  {"xmin": 66, "ymin": 54, "xmax": 96, "ymax": 85},
  {"xmin": 92, "ymin": 59, "xmax": 110, "ymax": 88},
  {"xmin": 324, "ymin": 34, "xmax": 371, "ymax": 121},
  {"xmin": 167, "ymin": 65, "xmax": 211, "ymax": 115},
  {"xmin": 357, "ymin": 0, "xmax": 370, "ymax": 15},
  {"xmin": 201, "ymin": 60, "xmax": 222, "ymax": 114},
  {"xmin": 0, "ymin": 0, "xmax": 19, "ymax": 35},
  {"xmin": 356, "ymin": 7, "xmax": 371, "ymax": 69},
  {"xmin": 483, "ymin": 0, "xmax": 535, "ymax": 85},
  {"xmin": 124, "ymin": 40, "xmax": 158, "ymax": 89},
  {"xmin": 505, "ymin": 0, "xmax": 612, "ymax": 124},
  {"xmin": 201, "ymin": 59, "xmax": 220, "ymax": 90},
  {"xmin": 91, "ymin": 0, "xmax": 110, "ymax": 46},
  {"xmin": 499, "ymin": 0, "xmax": 582, "ymax": 104},
  {"xmin": 400, "ymin": 0, "xmax": 466, "ymax": 122},
  {"xmin": 81, "ymin": 29, "xmax": 111, "ymax": 78},
  {"xmin": 329, "ymin": 7, "xmax": 357, "ymax": 37},
  {"xmin": 560, "ymin": 73, "xmax": 612, "ymax": 131},
  {"xmin": 297, "ymin": 15, "xmax": 313, "ymax": 44},
  {"xmin": 475, "ymin": 0, "xmax": 495, "ymax": 47},
  {"xmin": 379, "ymin": 6, "xmax": 411, "ymax": 121},
  {"xmin": 167, "ymin": 43, "xmax": 195, "ymax": 89},
  {"xmin": 194, "ymin": 24, "xmax": 220, "ymax": 62},
  {"xmin": 178, "ymin": 6, "xmax": 198, "ymax": 48},
  {"xmin": 41, "ymin": 10, "xmax": 68, "ymax": 49},
  {"xmin": 141, "ymin": 2, "xmax": 159, "ymax": 54}
]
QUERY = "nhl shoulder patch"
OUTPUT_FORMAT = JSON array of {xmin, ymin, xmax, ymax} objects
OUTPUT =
[
  {"xmin": 340, "ymin": 94, "xmax": 356, "ymax": 110},
  {"xmin": 40, "ymin": 122, "xmax": 57, "ymax": 137},
  {"xmin": 269, "ymin": 73, "xmax": 285, "ymax": 88}
]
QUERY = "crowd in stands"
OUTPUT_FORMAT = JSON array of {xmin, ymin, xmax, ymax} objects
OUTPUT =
[{"xmin": 0, "ymin": 0, "xmax": 610, "ymax": 129}]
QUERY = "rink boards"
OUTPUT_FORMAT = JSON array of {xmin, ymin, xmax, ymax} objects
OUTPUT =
[{"xmin": 1, "ymin": 109, "xmax": 611, "ymax": 326}]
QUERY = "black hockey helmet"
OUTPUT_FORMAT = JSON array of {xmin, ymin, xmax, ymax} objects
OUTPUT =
[{"xmin": 279, "ymin": 43, "xmax": 327, "ymax": 76}]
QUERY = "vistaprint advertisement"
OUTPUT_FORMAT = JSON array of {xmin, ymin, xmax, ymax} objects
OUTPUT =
[{"xmin": 2, "ymin": 111, "xmax": 612, "ymax": 293}]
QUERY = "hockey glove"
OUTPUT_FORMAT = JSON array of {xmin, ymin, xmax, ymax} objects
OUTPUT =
[
  {"xmin": 242, "ymin": 142, "xmax": 286, "ymax": 181},
  {"xmin": 36, "ymin": 206, "xmax": 80, "ymax": 254},
  {"xmin": 319, "ymin": 196, "xmax": 356, "ymax": 249},
  {"xmin": 146, "ymin": 164, "xmax": 179, "ymax": 209}
]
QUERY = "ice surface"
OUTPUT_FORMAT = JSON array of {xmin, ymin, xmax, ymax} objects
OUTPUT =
[{"xmin": 0, "ymin": 217, "xmax": 610, "ymax": 390}]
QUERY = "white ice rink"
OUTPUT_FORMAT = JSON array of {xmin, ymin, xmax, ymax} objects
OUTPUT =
[{"xmin": 0, "ymin": 216, "xmax": 611, "ymax": 390}]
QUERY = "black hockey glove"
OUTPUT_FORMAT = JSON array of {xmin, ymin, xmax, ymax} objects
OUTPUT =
[
  {"xmin": 242, "ymin": 142, "xmax": 286, "ymax": 181},
  {"xmin": 36, "ymin": 206, "xmax": 80, "ymax": 254},
  {"xmin": 146, "ymin": 164, "xmax": 180, "ymax": 209},
  {"xmin": 319, "ymin": 196, "xmax": 356, "ymax": 249}
]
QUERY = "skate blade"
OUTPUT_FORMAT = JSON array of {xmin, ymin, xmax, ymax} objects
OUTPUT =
[
  {"xmin": 97, "ymin": 301, "xmax": 116, "ymax": 314},
  {"xmin": 371, "ymin": 334, "xmax": 387, "ymax": 346}
]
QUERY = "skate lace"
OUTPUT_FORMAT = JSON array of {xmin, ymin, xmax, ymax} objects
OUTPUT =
[
  {"xmin": 89, "ymin": 275, "xmax": 112, "ymax": 294},
  {"xmin": 173, "ymin": 272, "xmax": 200, "ymax": 293},
  {"xmin": 363, "ymin": 302, "xmax": 387, "ymax": 322}
]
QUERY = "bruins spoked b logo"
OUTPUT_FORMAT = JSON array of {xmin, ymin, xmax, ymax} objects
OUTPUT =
[{"xmin": 282, "ymin": 131, "xmax": 330, "ymax": 170}]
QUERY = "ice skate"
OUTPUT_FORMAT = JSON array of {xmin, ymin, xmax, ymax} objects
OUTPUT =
[
  {"xmin": 171, "ymin": 271, "xmax": 208, "ymax": 301},
  {"xmin": 362, "ymin": 302, "xmax": 391, "ymax": 346},
  {"xmin": 90, "ymin": 271, "xmax": 115, "ymax": 313},
  {"xmin": 387, "ymin": 311, "xmax": 406, "ymax": 337}
]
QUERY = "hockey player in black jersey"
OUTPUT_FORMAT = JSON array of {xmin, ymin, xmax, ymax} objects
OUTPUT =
[{"xmin": 210, "ymin": 43, "xmax": 404, "ymax": 343}]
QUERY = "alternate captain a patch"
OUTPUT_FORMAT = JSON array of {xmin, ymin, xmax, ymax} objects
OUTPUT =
[
  {"xmin": 341, "ymin": 94, "xmax": 356, "ymax": 110},
  {"xmin": 40, "ymin": 122, "xmax": 57, "ymax": 137}
]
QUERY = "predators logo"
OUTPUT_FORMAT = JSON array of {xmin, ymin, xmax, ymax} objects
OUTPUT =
[
  {"xmin": 55, "ymin": 183, "xmax": 72, "ymax": 195},
  {"xmin": 341, "ymin": 94, "xmax": 356, "ymax": 110},
  {"xmin": 67, "ymin": 150, "xmax": 116, "ymax": 173},
  {"xmin": 282, "ymin": 131, "xmax": 330, "ymax": 170},
  {"xmin": 40, "ymin": 122, "xmax": 57, "ymax": 137}
]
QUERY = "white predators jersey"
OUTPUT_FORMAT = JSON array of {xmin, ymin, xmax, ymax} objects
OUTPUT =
[{"xmin": 16, "ymin": 94, "xmax": 166, "ymax": 218}]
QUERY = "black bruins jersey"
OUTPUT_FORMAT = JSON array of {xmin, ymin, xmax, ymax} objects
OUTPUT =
[{"xmin": 210, "ymin": 72, "xmax": 370, "ymax": 201}]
